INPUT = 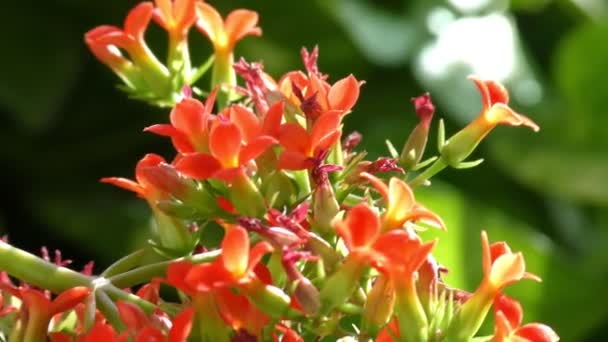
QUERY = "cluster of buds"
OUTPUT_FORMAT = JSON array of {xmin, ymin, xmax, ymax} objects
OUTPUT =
[{"xmin": 0, "ymin": 1, "xmax": 559, "ymax": 341}]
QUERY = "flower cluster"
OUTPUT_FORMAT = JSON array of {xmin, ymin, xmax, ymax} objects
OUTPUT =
[{"xmin": 0, "ymin": 1, "xmax": 558, "ymax": 341}]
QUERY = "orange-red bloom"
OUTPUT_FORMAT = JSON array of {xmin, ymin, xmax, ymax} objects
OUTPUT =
[
  {"xmin": 175, "ymin": 116, "xmax": 277, "ymax": 181},
  {"xmin": 277, "ymin": 48, "xmax": 362, "ymax": 119},
  {"xmin": 101, "ymin": 154, "xmax": 168, "ymax": 203},
  {"xmin": 85, "ymin": 3, "xmax": 167, "ymax": 86},
  {"xmin": 152, "ymin": 0, "xmax": 197, "ymax": 39},
  {"xmin": 145, "ymin": 90, "xmax": 217, "ymax": 154},
  {"xmin": 195, "ymin": 3, "xmax": 261, "ymax": 55},
  {"xmin": 441, "ymin": 76, "xmax": 539, "ymax": 166},
  {"xmin": 277, "ymin": 111, "xmax": 342, "ymax": 170},
  {"xmin": 361, "ymin": 173, "xmax": 446, "ymax": 231}
]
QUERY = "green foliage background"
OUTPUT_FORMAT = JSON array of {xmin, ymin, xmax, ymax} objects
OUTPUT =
[{"xmin": 0, "ymin": 0, "xmax": 606, "ymax": 340}]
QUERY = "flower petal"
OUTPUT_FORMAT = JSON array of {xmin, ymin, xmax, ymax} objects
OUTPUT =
[
  {"xmin": 170, "ymin": 97, "xmax": 207, "ymax": 139},
  {"xmin": 335, "ymin": 203, "xmax": 380, "ymax": 251},
  {"xmin": 209, "ymin": 121, "xmax": 243, "ymax": 168},
  {"xmin": 169, "ymin": 307, "xmax": 194, "ymax": 342},
  {"xmin": 384, "ymin": 177, "xmax": 416, "ymax": 229},
  {"xmin": 224, "ymin": 9, "xmax": 262, "ymax": 49},
  {"xmin": 309, "ymin": 111, "xmax": 341, "ymax": 152},
  {"xmin": 328, "ymin": 74, "xmax": 360, "ymax": 113},
  {"xmin": 195, "ymin": 2, "xmax": 224, "ymax": 46},
  {"xmin": 278, "ymin": 123, "xmax": 310, "ymax": 154},
  {"xmin": 495, "ymin": 295, "xmax": 523, "ymax": 329},
  {"xmin": 124, "ymin": 2, "xmax": 154, "ymax": 41},
  {"xmin": 488, "ymin": 253, "xmax": 526, "ymax": 290},
  {"xmin": 277, "ymin": 151, "xmax": 310, "ymax": 170},
  {"xmin": 222, "ymin": 227, "xmax": 250, "ymax": 278},
  {"xmin": 134, "ymin": 327, "xmax": 165, "ymax": 342},
  {"xmin": 175, "ymin": 153, "xmax": 222, "ymax": 180},
  {"xmin": 239, "ymin": 136, "xmax": 277, "ymax": 164},
  {"xmin": 49, "ymin": 286, "xmax": 90, "ymax": 315},
  {"xmin": 100, "ymin": 177, "xmax": 144, "ymax": 197},
  {"xmin": 230, "ymin": 105, "xmax": 261, "ymax": 142},
  {"xmin": 516, "ymin": 324, "xmax": 560, "ymax": 342},
  {"xmin": 262, "ymin": 101, "xmax": 284, "ymax": 138}
]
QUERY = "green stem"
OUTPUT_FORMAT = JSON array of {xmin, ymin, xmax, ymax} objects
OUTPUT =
[
  {"xmin": 0, "ymin": 240, "xmax": 90, "ymax": 292},
  {"xmin": 211, "ymin": 50, "xmax": 236, "ymax": 110},
  {"xmin": 408, "ymin": 158, "xmax": 447, "ymax": 188},
  {"xmin": 101, "ymin": 248, "xmax": 150, "ymax": 277},
  {"xmin": 189, "ymin": 55, "xmax": 215, "ymax": 85},
  {"xmin": 107, "ymin": 249, "xmax": 221, "ymax": 289}
]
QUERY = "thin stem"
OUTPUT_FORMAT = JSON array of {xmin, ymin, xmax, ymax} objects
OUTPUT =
[
  {"xmin": 408, "ymin": 158, "xmax": 447, "ymax": 188},
  {"xmin": 101, "ymin": 248, "xmax": 150, "ymax": 277},
  {"xmin": 108, "ymin": 249, "xmax": 221, "ymax": 289},
  {"xmin": 189, "ymin": 55, "xmax": 215, "ymax": 85},
  {"xmin": 0, "ymin": 240, "xmax": 90, "ymax": 293}
]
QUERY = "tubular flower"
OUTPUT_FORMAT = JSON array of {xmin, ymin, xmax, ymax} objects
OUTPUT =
[
  {"xmin": 85, "ymin": 2, "xmax": 179, "ymax": 104},
  {"xmin": 101, "ymin": 154, "xmax": 192, "ymax": 253},
  {"xmin": 446, "ymin": 231, "xmax": 541, "ymax": 341},
  {"xmin": 277, "ymin": 111, "xmax": 342, "ymax": 170},
  {"xmin": 361, "ymin": 172, "xmax": 446, "ymax": 231},
  {"xmin": 196, "ymin": 3, "xmax": 261, "ymax": 106},
  {"xmin": 152, "ymin": 0, "xmax": 197, "ymax": 40},
  {"xmin": 492, "ymin": 295, "xmax": 559, "ymax": 342},
  {"xmin": 440, "ymin": 76, "xmax": 540, "ymax": 167}
]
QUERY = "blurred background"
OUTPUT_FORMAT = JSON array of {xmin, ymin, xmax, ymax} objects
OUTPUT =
[{"xmin": 1, "ymin": 0, "xmax": 606, "ymax": 339}]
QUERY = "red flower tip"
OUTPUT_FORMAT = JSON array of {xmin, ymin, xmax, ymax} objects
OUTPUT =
[{"xmin": 411, "ymin": 92, "xmax": 435, "ymax": 126}]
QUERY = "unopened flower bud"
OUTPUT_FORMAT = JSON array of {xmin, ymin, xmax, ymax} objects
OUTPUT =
[{"xmin": 400, "ymin": 93, "xmax": 434, "ymax": 170}]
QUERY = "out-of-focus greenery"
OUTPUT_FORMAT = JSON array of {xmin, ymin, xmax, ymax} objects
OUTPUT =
[{"xmin": 0, "ymin": 0, "xmax": 606, "ymax": 340}]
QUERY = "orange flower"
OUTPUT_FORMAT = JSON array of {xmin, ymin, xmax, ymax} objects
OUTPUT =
[
  {"xmin": 492, "ymin": 295, "xmax": 559, "ymax": 342},
  {"xmin": 277, "ymin": 47, "xmax": 362, "ymax": 119},
  {"xmin": 440, "ymin": 76, "xmax": 539, "ymax": 167},
  {"xmin": 145, "ymin": 90, "xmax": 218, "ymax": 154},
  {"xmin": 361, "ymin": 173, "xmax": 446, "ymax": 231},
  {"xmin": 101, "ymin": 154, "xmax": 168, "ymax": 203},
  {"xmin": 102, "ymin": 154, "xmax": 193, "ymax": 253},
  {"xmin": 85, "ymin": 3, "xmax": 169, "ymax": 93},
  {"xmin": 164, "ymin": 227, "xmax": 278, "ymax": 336},
  {"xmin": 175, "ymin": 117, "xmax": 277, "ymax": 181},
  {"xmin": 195, "ymin": 3, "xmax": 261, "ymax": 55},
  {"xmin": 277, "ymin": 111, "xmax": 342, "ymax": 170},
  {"xmin": 152, "ymin": 0, "xmax": 197, "ymax": 39}
]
